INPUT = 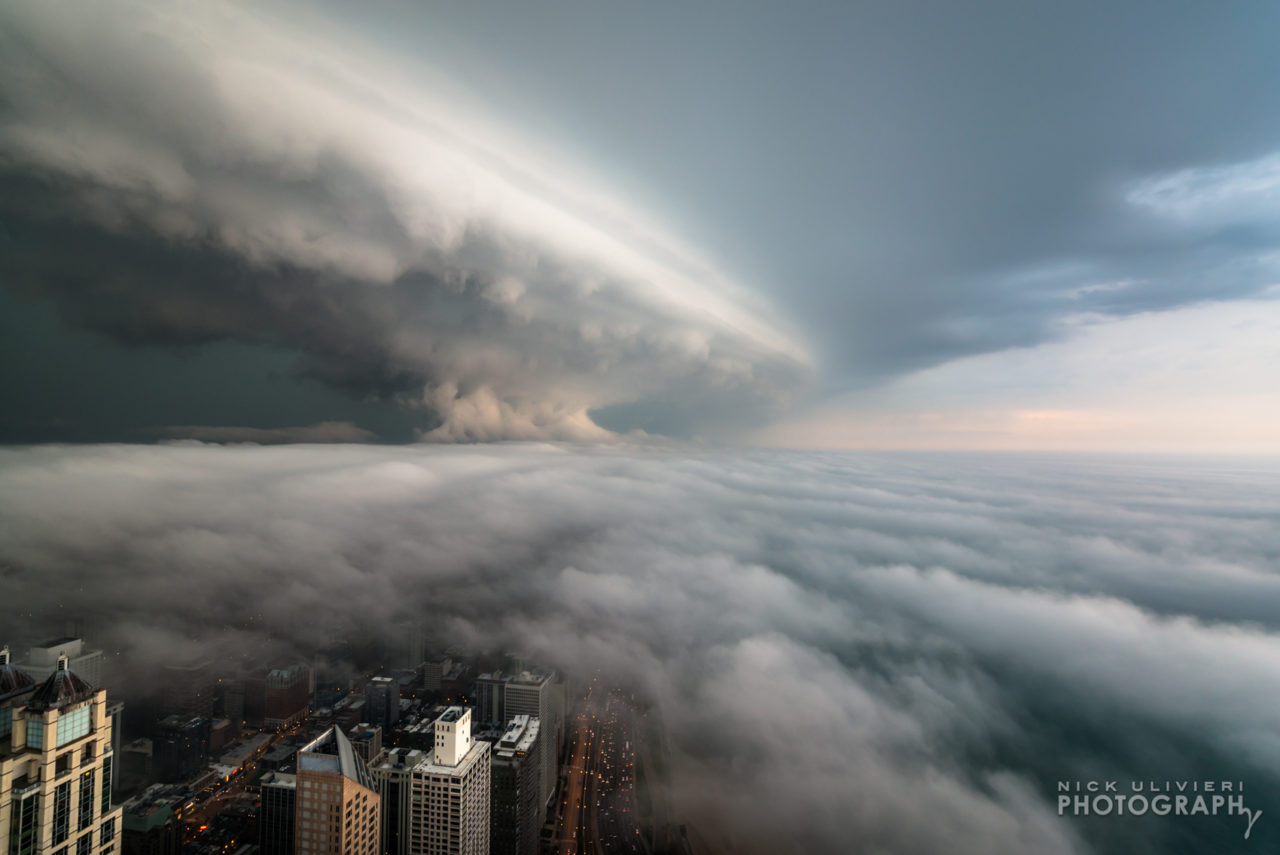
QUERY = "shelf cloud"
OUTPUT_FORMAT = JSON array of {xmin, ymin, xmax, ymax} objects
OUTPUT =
[{"xmin": 0, "ymin": 2, "xmax": 810, "ymax": 441}]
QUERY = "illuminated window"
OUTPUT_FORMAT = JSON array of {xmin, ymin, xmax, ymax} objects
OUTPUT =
[{"xmin": 78, "ymin": 769, "xmax": 96, "ymax": 830}]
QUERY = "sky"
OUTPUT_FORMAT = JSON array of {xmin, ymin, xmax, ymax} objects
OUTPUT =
[
  {"xmin": 2, "ymin": 0, "xmax": 1278, "ymax": 450},
  {"xmin": 4, "ymin": 8, "xmax": 1280, "ymax": 852}
]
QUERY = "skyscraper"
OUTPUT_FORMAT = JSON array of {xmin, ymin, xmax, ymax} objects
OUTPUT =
[
  {"xmin": 295, "ymin": 727, "xmax": 381, "ymax": 855},
  {"xmin": 152, "ymin": 715, "xmax": 207, "ymax": 784},
  {"xmin": 347, "ymin": 723, "xmax": 382, "ymax": 763},
  {"xmin": 364, "ymin": 677, "xmax": 400, "ymax": 732},
  {"xmin": 371, "ymin": 707, "xmax": 490, "ymax": 855},
  {"xmin": 421, "ymin": 657, "xmax": 451, "ymax": 694},
  {"xmin": 160, "ymin": 661, "xmax": 216, "ymax": 719},
  {"xmin": 244, "ymin": 663, "xmax": 312, "ymax": 729},
  {"xmin": 473, "ymin": 671, "xmax": 561, "ymax": 811},
  {"xmin": 259, "ymin": 771, "xmax": 297, "ymax": 855},
  {"xmin": 370, "ymin": 747, "xmax": 421, "ymax": 855},
  {"xmin": 0, "ymin": 648, "xmax": 123, "ymax": 855},
  {"xmin": 489, "ymin": 716, "xmax": 542, "ymax": 855}
]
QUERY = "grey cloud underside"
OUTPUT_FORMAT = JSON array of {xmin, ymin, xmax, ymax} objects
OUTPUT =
[
  {"xmin": 4, "ymin": 444, "xmax": 1280, "ymax": 854},
  {"xmin": 158, "ymin": 421, "xmax": 375, "ymax": 444},
  {"xmin": 0, "ymin": 3, "xmax": 809, "ymax": 441}
]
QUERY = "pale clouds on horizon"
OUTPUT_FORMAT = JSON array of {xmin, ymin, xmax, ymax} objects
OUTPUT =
[{"xmin": 755, "ymin": 294, "xmax": 1280, "ymax": 453}]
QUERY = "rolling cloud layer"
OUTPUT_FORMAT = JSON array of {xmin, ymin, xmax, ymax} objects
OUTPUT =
[
  {"xmin": 0, "ymin": 2, "xmax": 809, "ymax": 441},
  {"xmin": 3, "ymin": 443, "xmax": 1278, "ymax": 854}
]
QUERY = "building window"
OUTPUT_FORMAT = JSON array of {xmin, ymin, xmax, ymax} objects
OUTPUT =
[
  {"xmin": 26, "ymin": 717, "xmax": 44, "ymax": 750},
  {"xmin": 78, "ymin": 769, "xmax": 96, "ymax": 830},
  {"xmin": 54, "ymin": 782, "xmax": 72, "ymax": 844},
  {"xmin": 58, "ymin": 707, "xmax": 92, "ymax": 747},
  {"xmin": 0, "ymin": 707, "xmax": 12, "ymax": 739},
  {"xmin": 9, "ymin": 792, "xmax": 39, "ymax": 855},
  {"xmin": 76, "ymin": 833, "xmax": 92, "ymax": 855},
  {"xmin": 100, "ymin": 818, "xmax": 116, "ymax": 847},
  {"xmin": 101, "ymin": 757, "xmax": 112, "ymax": 815}
]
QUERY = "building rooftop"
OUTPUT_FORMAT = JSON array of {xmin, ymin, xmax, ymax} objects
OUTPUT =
[
  {"xmin": 477, "ymin": 669, "xmax": 552, "ymax": 686},
  {"xmin": 261, "ymin": 771, "xmax": 297, "ymax": 790},
  {"xmin": 414, "ymin": 740, "xmax": 490, "ymax": 777},
  {"xmin": 26, "ymin": 655, "xmax": 95, "ymax": 711},
  {"xmin": 0, "ymin": 647, "xmax": 36, "ymax": 702},
  {"xmin": 372, "ymin": 747, "xmax": 425, "ymax": 772},
  {"xmin": 496, "ymin": 715, "xmax": 539, "ymax": 755},
  {"xmin": 35, "ymin": 636, "xmax": 80, "ymax": 650},
  {"xmin": 122, "ymin": 783, "xmax": 196, "ymax": 818},
  {"xmin": 298, "ymin": 727, "xmax": 376, "ymax": 791},
  {"xmin": 122, "ymin": 803, "xmax": 176, "ymax": 833},
  {"xmin": 218, "ymin": 733, "xmax": 271, "ymax": 767}
]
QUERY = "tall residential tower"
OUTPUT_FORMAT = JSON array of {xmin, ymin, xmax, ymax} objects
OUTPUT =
[
  {"xmin": 295, "ymin": 727, "xmax": 381, "ymax": 855},
  {"xmin": 372, "ymin": 707, "xmax": 490, "ymax": 855}
]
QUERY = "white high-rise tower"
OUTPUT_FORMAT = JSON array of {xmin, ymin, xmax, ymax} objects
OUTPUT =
[{"xmin": 372, "ymin": 706, "xmax": 490, "ymax": 855}]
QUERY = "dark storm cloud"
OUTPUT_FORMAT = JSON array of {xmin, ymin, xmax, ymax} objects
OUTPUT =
[
  {"xmin": 0, "ymin": 2, "xmax": 810, "ymax": 441},
  {"xmin": 158, "ymin": 421, "xmax": 376, "ymax": 444},
  {"xmin": 3, "ymin": 444, "xmax": 1280, "ymax": 853},
  {"xmin": 4, "ymin": 3, "xmax": 1279, "ymax": 441}
]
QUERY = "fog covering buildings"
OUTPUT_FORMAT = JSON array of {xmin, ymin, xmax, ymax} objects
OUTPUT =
[
  {"xmin": 6, "ymin": 440, "xmax": 1280, "ymax": 854},
  {"xmin": 16, "ymin": 638, "xmax": 105, "ymax": 690}
]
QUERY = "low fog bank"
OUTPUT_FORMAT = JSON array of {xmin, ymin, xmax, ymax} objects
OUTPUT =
[{"xmin": 3, "ymin": 444, "xmax": 1279, "ymax": 854}]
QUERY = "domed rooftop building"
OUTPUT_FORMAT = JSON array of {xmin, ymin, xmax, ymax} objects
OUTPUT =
[
  {"xmin": 0, "ymin": 647, "xmax": 123, "ymax": 855},
  {"xmin": 26, "ymin": 653, "xmax": 96, "ymax": 711},
  {"xmin": 0, "ymin": 646, "xmax": 36, "ymax": 703}
]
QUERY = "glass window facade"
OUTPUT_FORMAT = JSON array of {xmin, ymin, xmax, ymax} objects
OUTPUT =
[
  {"xmin": 100, "ymin": 817, "xmax": 116, "ymax": 847},
  {"xmin": 26, "ymin": 717, "xmax": 44, "ymax": 750},
  {"xmin": 58, "ymin": 706, "xmax": 91, "ymax": 747},
  {"xmin": 54, "ymin": 781, "xmax": 72, "ymax": 844},
  {"xmin": 8, "ymin": 792, "xmax": 39, "ymax": 855},
  {"xmin": 78, "ymin": 769, "xmax": 96, "ymax": 830},
  {"xmin": 101, "ymin": 756, "xmax": 113, "ymax": 815}
]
